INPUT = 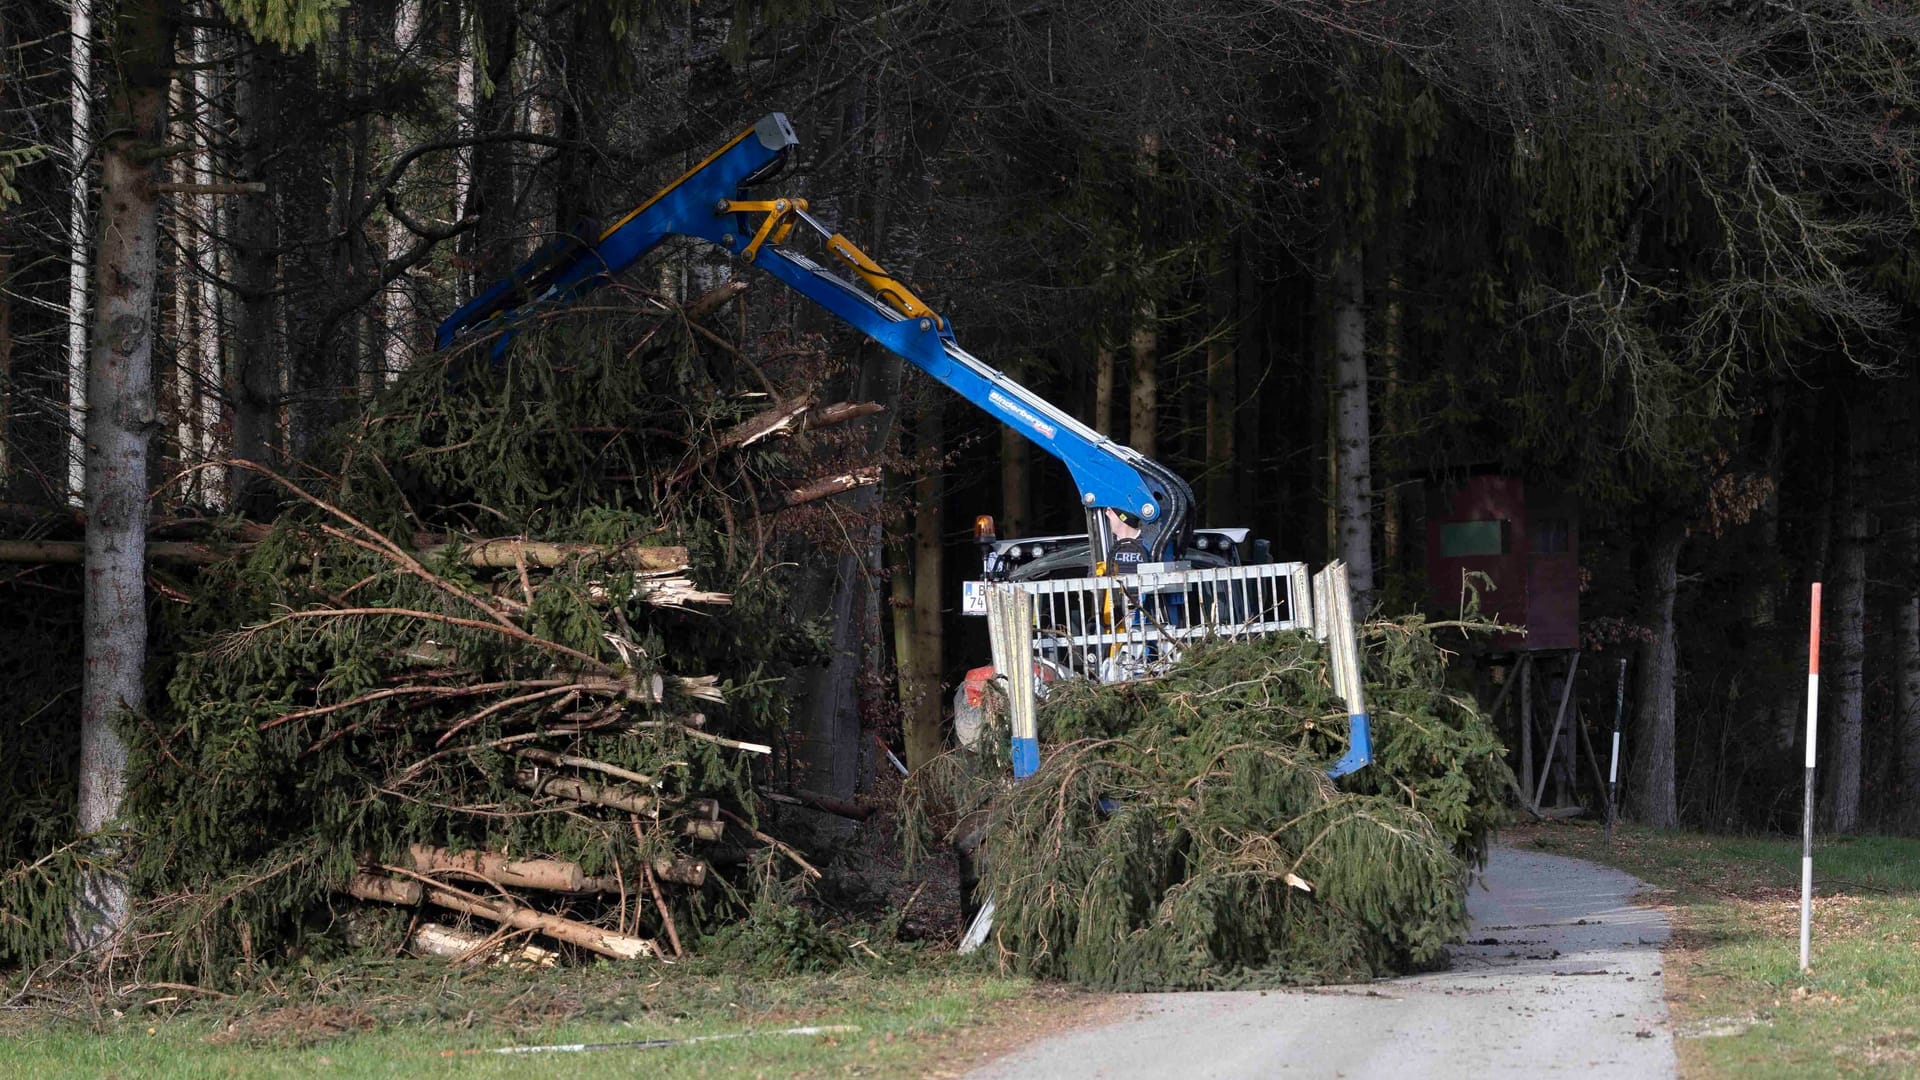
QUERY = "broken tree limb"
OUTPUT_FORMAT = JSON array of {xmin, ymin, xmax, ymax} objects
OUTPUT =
[
  {"xmin": 719, "ymin": 810, "xmax": 821, "ymax": 879},
  {"xmin": 668, "ymin": 674, "xmax": 726, "ymax": 703},
  {"xmin": 581, "ymin": 857, "xmax": 709, "ymax": 892},
  {"xmin": 681, "ymin": 819, "xmax": 726, "ymax": 842},
  {"xmin": 436, "ymin": 540, "xmax": 688, "ymax": 572},
  {"xmin": 676, "ymin": 727, "xmax": 768, "ymax": 753},
  {"xmin": 0, "ymin": 539, "xmax": 233, "ymax": 565},
  {"xmin": 683, "ymin": 279, "xmax": 748, "ymax": 324},
  {"xmin": 406, "ymin": 844, "xmax": 588, "ymax": 892},
  {"xmin": 632, "ymin": 815, "xmax": 685, "ymax": 958},
  {"xmin": 409, "ymin": 921, "xmax": 559, "ymax": 967},
  {"xmin": 572, "ymin": 672, "xmax": 667, "ymax": 704},
  {"xmin": 758, "ymin": 788, "xmax": 875, "ymax": 821},
  {"xmin": 673, "ymin": 398, "xmax": 886, "ymax": 486},
  {"xmin": 346, "ymin": 872, "xmax": 423, "ymax": 906},
  {"xmin": 0, "ymin": 537, "xmax": 689, "ymax": 573},
  {"xmin": 513, "ymin": 747, "xmax": 655, "ymax": 787},
  {"xmin": 759, "ymin": 469, "xmax": 881, "ymax": 512},
  {"xmin": 371, "ymin": 867, "xmax": 657, "ymax": 960},
  {"xmin": 513, "ymin": 770, "xmax": 657, "ymax": 815},
  {"xmin": 805, "ymin": 401, "xmax": 885, "ymax": 429},
  {"xmin": 488, "ymin": 576, "xmax": 733, "ymax": 608},
  {"xmin": 651, "ymin": 857, "xmax": 709, "ymax": 887}
]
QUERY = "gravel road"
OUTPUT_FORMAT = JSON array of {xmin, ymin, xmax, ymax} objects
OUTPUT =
[{"xmin": 970, "ymin": 844, "xmax": 1676, "ymax": 1080}]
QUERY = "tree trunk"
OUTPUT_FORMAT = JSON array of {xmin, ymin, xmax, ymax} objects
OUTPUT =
[
  {"xmin": 1377, "ymin": 264, "xmax": 1404, "ymax": 579},
  {"xmin": 1128, "ymin": 300, "xmax": 1157, "ymax": 459},
  {"xmin": 1204, "ymin": 241, "xmax": 1236, "ymax": 521},
  {"xmin": 227, "ymin": 41, "xmax": 279, "ymax": 508},
  {"xmin": 0, "ymin": 250, "xmax": 10, "ymax": 481},
  {"xmin": 462, "ymin": 0, "xmax": 522, "ymax": 287},
  {"xmin": 1330, "ymin": 237, "xmax": 1373, "ymax": 604},
  {"xmin": 1898, "ymin": 515, "xmax": 1920, "ymax": 831},
  {"xmin": 552, "ymin": 0, "xmax": 611, "ymax": 234},
  {"xmin": 793, "ymin": 89, "xmax": 904, "ymax": 801},
  {"xmin": 1825, "ymin": 422, "xmax": 1868, "ymax": 833},
  {"xmin": 1629, "ymin": 520, "xmax": 1685, "ymax": 827},
  {"xmin": 906, "ymin": 396, "xmax": 945, "ymax": 769},
  {"xmin": 73, "ymin": 0, "xmax": 173, "ymax": 953},
  {"xmin": 1092, "ymin": 344, "xmax": 1116, "ymax": 437},
  {"xmin": 1001, "ymin": 358, "xmax": 1030, "ymax": 536},
  {"xmin": 66, "ymin": 0, "xmax": 94, "ymax": 506}
]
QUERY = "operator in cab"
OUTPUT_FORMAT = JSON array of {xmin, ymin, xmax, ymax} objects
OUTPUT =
[{"xmin": 1105, "ymin": 508, "xmax": 1148, "ymax": 575}]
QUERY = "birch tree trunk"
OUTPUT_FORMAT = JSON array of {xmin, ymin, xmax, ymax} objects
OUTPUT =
[
  {"xmin": 1629, "ymin": 520, "xmax": 1685, "ymax": 827},
  {"xmin": 66, "ymin": 0, "xmax": 93, "ymax": 506},
  {"xmin": 1330, "ymin": 238, "xmax": 1373, "ymax": 603},
  {"xmin": 73, "ymin": 0, "xmax": 172, "ymax": 952}
]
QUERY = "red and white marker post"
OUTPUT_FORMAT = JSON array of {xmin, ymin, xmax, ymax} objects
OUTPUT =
[{"xmin": 1800, "ymin": 583, "xmax": 1822, "ymax": 974}]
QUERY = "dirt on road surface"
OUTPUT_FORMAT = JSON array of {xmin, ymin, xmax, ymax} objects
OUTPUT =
[{"xmin": 969, "ymin": 843, "xmax": 1676, "ymax": 1079}]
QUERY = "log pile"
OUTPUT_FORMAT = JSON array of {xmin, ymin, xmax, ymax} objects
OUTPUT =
[{"xmin": 67, "ymin": 298, "xmax": 902, "ymax": 980}]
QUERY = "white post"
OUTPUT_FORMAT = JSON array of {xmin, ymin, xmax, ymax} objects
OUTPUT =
[
  {"xmin": 1607, "ymin": 657, "xmax": 1627, "ymax": 844},
  {"xmin": 67, "ymin": 0, "xmax": 93, "ymax": 506},
  {"xmin": 1801, "ymin": 582, "xmax": 1822, "ymax": 974}
]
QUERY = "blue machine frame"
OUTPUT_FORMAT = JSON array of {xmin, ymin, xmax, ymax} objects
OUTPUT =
[
  {"xmin": 438, "ymin": 113, "xmax": 1194, "ymax": 563},
  {"xmin": 440, "ymin": 112, "xmax": 1367, "ymax": 779}
]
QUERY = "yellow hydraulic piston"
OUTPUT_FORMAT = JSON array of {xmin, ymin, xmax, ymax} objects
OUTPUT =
[{"xmin": 718, "ymin": 197, "xmax": 944, "ymax": 329}]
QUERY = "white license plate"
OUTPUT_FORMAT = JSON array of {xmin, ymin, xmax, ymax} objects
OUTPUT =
[{"xmin": 961, "ymin": 581, "xmax": 988, "ymax": 615}]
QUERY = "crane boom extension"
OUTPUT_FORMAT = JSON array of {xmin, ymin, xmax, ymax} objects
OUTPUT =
[{"xmin": 438, "ymin": 113, "xmax": 1195, "ymax": 562}]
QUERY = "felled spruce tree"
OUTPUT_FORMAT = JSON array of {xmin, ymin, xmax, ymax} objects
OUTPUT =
[
  {"xmin": 910, "ymin": 619, "xmax": 1510, "ymax": 990},
  {"xmin": 123, "ymin": 297, "xmax": 878, "ymax": 980}
]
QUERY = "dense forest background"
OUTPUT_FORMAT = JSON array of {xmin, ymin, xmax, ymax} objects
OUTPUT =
[{"xmin": 6, "ymin": 0, "xmax": 1920, "ymax": 906}]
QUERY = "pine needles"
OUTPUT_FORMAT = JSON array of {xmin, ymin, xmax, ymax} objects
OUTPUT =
[{"xmin": 909, "ymin": 620, "xmax": 1511, "ymax": 990}]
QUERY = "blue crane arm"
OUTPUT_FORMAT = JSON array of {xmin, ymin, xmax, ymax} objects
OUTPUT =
[{"xmin": 437, "ymin": 114, "xmax": 1194, "ymax": 561}]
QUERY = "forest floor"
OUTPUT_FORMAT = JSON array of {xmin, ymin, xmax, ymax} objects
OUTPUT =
[
  {"xmin": 1512, "ymin": 820, "xmax": 1920, "ymax": 1079},
  {"xmin": 0, "ymin": 958, "xmax": 1108, "ymax": 1078}
]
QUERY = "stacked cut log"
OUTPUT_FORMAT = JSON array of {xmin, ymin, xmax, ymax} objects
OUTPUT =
[{"xmin": 270, "ymin": 524, "xmax": 773, "ymax": 964}]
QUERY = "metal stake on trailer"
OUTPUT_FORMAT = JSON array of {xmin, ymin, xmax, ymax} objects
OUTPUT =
[
  {"xmin": 1801, "ymin": 583, "xmax": 1822, "ymax": 974},
  {"xmin": 1607, "ymin": 657, "xmax": 1627, "ymax": 846}
]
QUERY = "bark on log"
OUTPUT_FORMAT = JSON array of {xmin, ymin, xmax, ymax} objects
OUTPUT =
[
  {"xmin": 575, "ymin": 672, "xmax": 667, "ymax": 704},
  {"xmin": 488, "ymin": 576, "xmax": 732, "ymax": 608},
  {"xmin": 684, "ymin": 280, "xmax": 748, "ymax": 323},
  {"xmin": 580, "ymin": 857, "xmax": 708, "ymax": 891},
  {"xmin": 651, "ymin": 857, "xmax": 709, "ymax": 887},
  {"xmin": 514, "ymin": 747, "xmax": 655, "ymax": 786},
  {"xmin": 760, "ymin": 469, "xmax": 881, "ymax": 512},
  {"xmin": 346, "ymin": 872, "xmax": 424, "ymax": 906},
  {"xmin": 409, "ymin": 921, "xmax": 558, "ymax": 967},
  {"xmin": 406, "ymin": 844, "xmax": 587, "ymax": 892},
  {"xmin": 354, "ymin": 871, "xmax": 656, "ymax": 960},
  {"xmin": 681, "ymin": 818, "xmax": 726, "ymax": 842},
  {"xmin": 0, "ymin": 537, "xmax": 688, "ymax": 572},
  {"xmin": 513, "ymin": 770, "xmax": 657, "ymax": 814},
  {"xmin": 439, "ymin": 540, "xmax": 687, "ymax": 572}
]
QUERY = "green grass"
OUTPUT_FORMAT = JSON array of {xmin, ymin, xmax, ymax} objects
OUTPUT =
[
  {"xmin": 0, "ymin": 958, "xmax": 1040, "ymax": 1079},
  {"xmin": 1517, "ymin": 822, "xmax": 1920, "ymax": 1079}
]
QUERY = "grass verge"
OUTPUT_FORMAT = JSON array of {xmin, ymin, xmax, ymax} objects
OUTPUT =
[
  {"xmin": 1512, "ymin": 820, "xmax": 1920, "ymax": 1079},
  {"xmin": 0, "ymin": 953, "xmax": 1084, "ymax": 1079}
]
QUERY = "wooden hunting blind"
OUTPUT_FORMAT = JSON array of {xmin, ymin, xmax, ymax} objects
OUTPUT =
[{"xmin": 1424, "ymin": 474, "xmax": 1579, "ymax": 652}]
